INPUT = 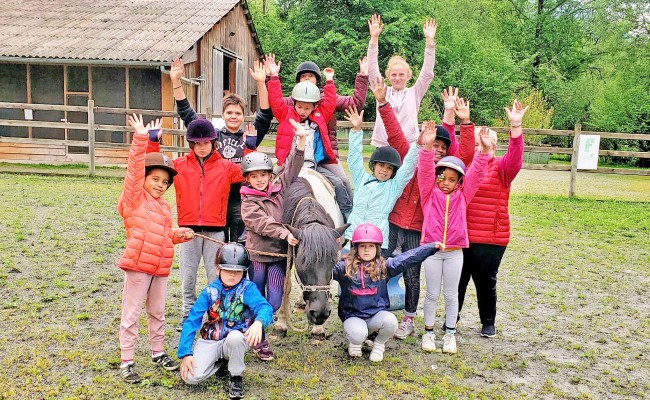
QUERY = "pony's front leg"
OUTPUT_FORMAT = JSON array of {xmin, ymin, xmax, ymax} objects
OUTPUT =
[{"xmin": 310, "ymin": 324, "xmax": 326, "ymax": 343}]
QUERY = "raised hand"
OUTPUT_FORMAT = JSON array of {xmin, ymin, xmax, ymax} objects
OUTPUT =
[
  {"xmin": 423, "ymin": 18, "xmax": 438, "ymax": 44},
  {"xmin": 170, "ymin": 58, "xmax": 184, "ymax": 83},
  {"xmin": 249, "ymin": 59, "xmax": 266, "ymax": 82},
  {"xmin": 454, "ymin": 98, "xmax": 471, "ymax": 124},
  {"xmin": 323, "ymin": 67, "xmax": 334, "ymax": 81},
  {"xmin": 359, "ymin": 56, "xmax": 368, "ymax": 76},
  {"xmin": 441, "ymin": 86, "xmax": 459, "ymax": 111},
  {"xmin": 420, "ymin": 120, "xmax": 438, "ymax": 147},
  {"xmin": 127, "ymin": 113, "xmax": 147, "ymax": 136},
  {"xmin": 289, "ymin": 118, "xmax": 306, "ymax": 138},
  {"xmin": 264, "ymin": 53, "xmax": 281, "ymax": 77},
  {"xmin": 343, "ymin": 105, "xmax": 364, "ymax": 131},
  {"xmin": 243, "ymin": 124, "xmax": 257, "ymax": 139},
  {"xmin": 370, "ymin": 76, "xmax": 387, "ymax": 104},
  {"xmin": 478, "ymin": 126, "xmax": 493, "ymax": 154},
  {"xmin": 504, "ymin": 99, "xmax": 529, "ymax": 127},
  {"xmin": 368, "ymin": 14, "xmax": 384, "ymax": 39}
]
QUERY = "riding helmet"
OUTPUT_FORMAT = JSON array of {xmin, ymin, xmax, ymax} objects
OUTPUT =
[
  {"xmin": 295, "ymin": 61, "xmax": 322, "ymax": 84},
  {"xmin": 351, "ymin": 223, "xmax": 384, "ymax": 245},
  {"xmin": 241, "ymin": 151, "xmax": 274, "ymax": 175},
  {"xmin": 369, "ymin": 146, "xmax": 402, "ymax": 178},
  {"xmin": 216, "ymin": 242, "xmax": 250, "ymax": 271},
  {"xmin": 186, "ymin": 118, "xmax": 217, "ymax": 142},
  {"xmin": 436, "ymin": 156, "xmax": 466, "ymax": 177}
]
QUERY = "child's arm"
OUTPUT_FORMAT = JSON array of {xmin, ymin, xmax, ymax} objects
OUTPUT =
[
  {"xmin": 121, "ymin": 114, "xmax": 150, "ymax": 209},
  {"xmin": 462, "ymin": 127, "xmax": 492, "ymax": 203},
  {"xmin": 416, "ymin": 122, "xmax": 439, "ymax": 203},
  {"xmin": 441, "ymin": 87, "xmax": 459, "ymax": 156},
  {"xmin": 278, "ymin": 119, "xmax": 306, "ymax": 192},
  {"xmin": 243, "ymin": 282, "xmax": 274, "ymax": 347},
  {"xmin": 332, "ymin": 261, "xmax": 346, "ymax": 283},
  {"xmin": 250, "ymin": 60, "xmax": 273, "ymax": 147},
  {"xmin": 335, "ymin": 58, "xmax": 369, "ymax": 113},
  {"xmin": 241, "ymin": 201, "xmax": 292, "ymax": 241},
  {"xmin": 391, "ymin": 141, "xmax": 419, "ymax": 195},
  {"xmin": 366, "ymin": 14, "xmax": 383, "ymax": 83},
  {"xmin": 318, "ymin": 68, "xmax": 337, "ymax": 123},
  {"xmin": 386, "ymin": 242, "xmax": 441, "ymax": 278},
  {"xmin": 264, "ymin": 55, "xmax": 288, "ymax": 122},
  {"xmin": 177, "ymin": 287, "xmax": 211, "ymax": 359},
  {"xmin": 413, "ymin": 19, "xmax": 437, "ymax": 101},
  {"xmin": 453, "ymin": 97, "xmax": 476, "ymax": 166},
  {"xmin": 343, "ymin": 106, "xmax": 368, "ymax": 188},
  {"xmin": 373, "ymin": 76, "xmax": 409, "ymax": 159},
  {"xmin": 172, "ymin": 228, "xmax": 194, "ymax": 244},
  {"xmin": 499, "ymin": 100, "xmax": 528, "ymax": 186},
  {"xmin": 170, "ymin": 58, "xmax": 198, "ymax": 128}
]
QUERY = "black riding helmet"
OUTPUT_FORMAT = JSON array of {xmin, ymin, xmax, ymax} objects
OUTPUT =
[
  {"xmin": 435, "ymin": 125, "xmax": 451, "ymax": 147},
  {"xmin": 369, "ymin": 146, "xmax": 402, "ymax": 179},
  {"xmin": 295, "ymin": 61, "xmax": 322, "ymax": 85},
  {"xmin": 216, "ymin": 243, "xmax": 250, "ymax": 272}
]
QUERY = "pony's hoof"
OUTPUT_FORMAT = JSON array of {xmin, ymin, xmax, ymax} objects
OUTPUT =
[{"xmin": 310, "ymin": 331, "xmax": 326, "ymax": 342}]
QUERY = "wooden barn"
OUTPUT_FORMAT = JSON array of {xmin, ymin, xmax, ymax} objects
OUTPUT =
[{"xmin": 0, "ymin": 0, "xmax": 264, "ymax": 165}]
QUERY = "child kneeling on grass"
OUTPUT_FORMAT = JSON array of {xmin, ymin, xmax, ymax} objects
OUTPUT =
[
  {"xmin": 118, "ymin": 114, "xmax": 195, "ymax": 383},
  {"xmin": 335, "ymin": 223, "xmax": 441, "ymax": 362},
  {"xmin": 178, "ymin": 243, "xmax": 272, "ymax": 400}
]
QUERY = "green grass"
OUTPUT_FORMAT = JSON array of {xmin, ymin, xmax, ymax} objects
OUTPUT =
[{"xmin": 0, "ymin": 172, "xmax": 648, "ymax": 399}]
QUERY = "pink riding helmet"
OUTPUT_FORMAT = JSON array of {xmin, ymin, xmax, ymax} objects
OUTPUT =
[{"xmin": 351, "ymin": 223, "xmax": 383, "ymax": 245}]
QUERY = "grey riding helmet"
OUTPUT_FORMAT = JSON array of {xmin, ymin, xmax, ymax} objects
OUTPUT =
[
  {"xmin": 435, "ymin": 156, "xmax": 466, "ymax": 178},
  {"xmin": 241, "ymin": 151, "xmax": 273, "ymax": 176},
  {"xmin": 217, "ymin": 243, "xmax": 250, "ymax": 271}
]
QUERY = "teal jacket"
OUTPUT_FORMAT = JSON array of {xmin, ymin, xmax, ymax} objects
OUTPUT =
[{"xmin": 344, "ymin": 129, "xmax": 418, "ymax": 248}]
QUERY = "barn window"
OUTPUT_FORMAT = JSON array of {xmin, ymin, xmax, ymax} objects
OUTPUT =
[
  {"xmin": 31, "ymin": 65, "xmax": 65, "ymax": 140},
  {"xmin": 213, "ymin": 48, "xmax": 244, "ymax": 116},
  {"xmin": 0, "ymin": 63, "xmax": 28, "ymax": 138}
]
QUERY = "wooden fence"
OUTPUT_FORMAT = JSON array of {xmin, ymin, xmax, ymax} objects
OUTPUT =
[{"xmin": 1, "ymin": 100, "xmax": 649, "ymax": 197}]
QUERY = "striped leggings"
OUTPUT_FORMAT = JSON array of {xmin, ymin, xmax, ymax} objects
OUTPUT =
[
  {"xmin": 385, "ymin": 223, "xmax": 422, "ymax": 316},
  {"xmin": 248, "ymin": 260, "xmax": 286, "ymax": 312}
]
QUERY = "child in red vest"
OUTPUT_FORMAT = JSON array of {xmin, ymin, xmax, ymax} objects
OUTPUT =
[{"xmin": 118, "ymin": 114, "xmax": 194, "ymax": 383}]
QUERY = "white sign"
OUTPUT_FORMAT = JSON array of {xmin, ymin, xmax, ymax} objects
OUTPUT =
[
  {"xmin": 577, "ymin": 134, "xmax": 600, "ymax": 170},
  {"xmin": 24, "ymin": 109, "xmax": 33, "ymax": 120}
]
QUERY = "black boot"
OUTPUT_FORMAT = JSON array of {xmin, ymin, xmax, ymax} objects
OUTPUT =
[{"xmin": 229, "ymin": 374, "xmax": 244, "ymax": 399}]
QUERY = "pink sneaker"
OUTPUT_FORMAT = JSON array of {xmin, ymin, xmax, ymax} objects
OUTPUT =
[
  {"xmin": 253, "ymin": 340, "xmax": 274, "ymax": 361},
  {"xmin": 394, "ymin": 317, "xmax": 416, "ymax": 339}
]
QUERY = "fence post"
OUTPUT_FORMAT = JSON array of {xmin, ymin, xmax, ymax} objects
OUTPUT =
[
  {"xmin": 569, "ymin": 123, "xmax": 581, "ymax": 198},
  {"xmin": 88, "ymin": 100, "xmax": 95, "ymax": 176}
]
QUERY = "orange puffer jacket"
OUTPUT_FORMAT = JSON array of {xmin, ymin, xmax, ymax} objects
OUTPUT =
[{"xmin": 117, "ymin": 134, "xmax": 190, "ymax": 276}]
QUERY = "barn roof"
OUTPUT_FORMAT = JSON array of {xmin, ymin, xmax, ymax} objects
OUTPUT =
[{"xmin": 0, "ymin": 0, "xmax": 262, "ymax": 65}]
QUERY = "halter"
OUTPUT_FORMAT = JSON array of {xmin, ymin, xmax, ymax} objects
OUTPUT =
[{"xmin": 289, "ymin": 196, "xmax": 334, "ymax": 293}]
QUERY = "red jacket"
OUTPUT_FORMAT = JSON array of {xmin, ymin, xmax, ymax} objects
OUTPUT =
[
  {"xmin": 384, "ymin": 104, "xmax": 475, "ymax": 232},
  {"xmin": 147, "ymin": 141, "xmax": 243, "ymax": 227},
  {"xmin": 466, "ymin": 134, "xmax": 523, "ymax": 246},
  {"xmin": 267, "ymin": 76, "xmax": 337, "ymax": 165},
  {"xmin": 118, "ymin": 134, "xmax": 190, "ymax": 276}
]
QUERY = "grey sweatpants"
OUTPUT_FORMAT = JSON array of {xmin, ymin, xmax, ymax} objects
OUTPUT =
[
  {"xmin": 423, "ymin": 250, "xmax": 463, "ymax": 328},
  {"xmin": 183, "ymin": 331, "xmax": 249, "ymax": 384},
  {"xmin": 180, "ymin": 231, "xmax": 224, "ymax": 317},
  {"xmin": 343, "ymin": 310, "xmax": 398, "ymax": 345}
]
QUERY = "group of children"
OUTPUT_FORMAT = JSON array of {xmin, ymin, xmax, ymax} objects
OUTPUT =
[{"xmin": 115, "ymin": 13, "xmax": 529, "ymax": 399}]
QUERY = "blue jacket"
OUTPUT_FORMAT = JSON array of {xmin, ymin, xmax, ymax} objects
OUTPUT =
[
  {"xmin": 344, "ymin": 129, "xmax": 418, "ymax": 248},
  {"xmin": 177, "ymin": 277, "xmax": 273, "ymax": 358},
  {"xmin": 333, "ymin": 243, "xmax": 438, "ymax": 321}
]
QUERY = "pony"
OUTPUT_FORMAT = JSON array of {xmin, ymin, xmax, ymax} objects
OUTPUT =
[{"xmin": 274, "ymin": 173, "xmax": 348, "ymax": 336}]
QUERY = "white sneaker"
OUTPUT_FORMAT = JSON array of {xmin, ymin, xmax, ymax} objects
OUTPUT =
[
  {"xmin": 422, "ymin": 331, "xmax": 436, "ymax": 352},
  {"xmin": 394, "ymin": 318, "xmax": 416, "ymax": 339},
  {"xmin": 348, "ymin": 342, "xmax": 362, "ymax": 358},
  {"xmin": 369, "ymin": 342, "xmax": 385, "ymax": 362},
  {"xmin": 442, "ymin": 332, "xmax": 457, "ymax": 354}
]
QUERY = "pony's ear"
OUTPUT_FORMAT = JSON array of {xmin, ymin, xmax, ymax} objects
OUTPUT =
[
  {"xmin": 333, "ymin": 223, "xmax": 351, "ymax": 238},
  {"xmin": 286, "ymin": 224, "xmax": 302, "ymax": 239}
]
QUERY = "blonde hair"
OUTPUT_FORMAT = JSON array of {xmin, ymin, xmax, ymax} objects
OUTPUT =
[
  {"xmin": 344, "ymin": 244, "xmax": 386, "ymax": 282},
  {"xmin": 385, "ymin": 56, "xmax": 412, "ymax": 80},
  {"xmin": 474, "ymin": 127, "xmax": 498, "ymax": 147}
]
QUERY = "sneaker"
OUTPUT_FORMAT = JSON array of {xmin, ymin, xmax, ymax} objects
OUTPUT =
[
  {"xmin": 442, "ymin": 333, "xmax": 457, "ymax": 354},
  {"xmin": 421, "ymin": 331, "xmax": 436, "ymax": 352},
  {"xmin": 369, "ymin": 342, "xmax": 385, "ymax": 362},
  {"xmin": 120, "ymin": 362, "xmax": 141, "ymax": 384},
  {"xmin": 481, "ymin": 324, "xmax": 496, "ymax": 338},
  {"xmin": 394, "ymin": 317, "xmax": 416, "ymax": 339},
  {"xmin": 253, "ymin": 340, "xmax": 274, "ymax": 361},
  {"xmin": 152, "ymin": 353, "xmax": 179, "ymax": 371},
  {"xmin": 229, "ymin": 374, "xmax": 244, "ymax": 399},
  {"xmin": 348, "ymin": 342, "xmax": 362, "ymax": 358}
]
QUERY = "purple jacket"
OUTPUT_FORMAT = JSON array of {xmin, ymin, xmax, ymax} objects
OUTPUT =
[
  {"xmin": 282, "ymin": 73, "xmax": 369, "ymax": 156},
  {"xmin": 418, "ymin": 151, "xmax": 490, "ymax": 248}
]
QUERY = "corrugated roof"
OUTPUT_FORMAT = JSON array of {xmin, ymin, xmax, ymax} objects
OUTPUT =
[{"xmin": 0, "ymin": 0, "xmax": 255, "ymax": 63}]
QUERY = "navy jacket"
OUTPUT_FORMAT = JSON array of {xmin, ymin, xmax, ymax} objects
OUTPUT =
[{"xmin": 333, "ymin": 243, "xmax": 438, "ymax": 321}]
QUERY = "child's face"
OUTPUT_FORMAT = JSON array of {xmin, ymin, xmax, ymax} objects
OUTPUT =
[
  {"xmin": 373, "ymin": 162, "xmax": 394, "ymax": 182},
  {"xmin": 357, "ymin": 243, "xmax": 378, "ymax": 262},
  {"xmin": 144, "ymin": 169, "xmax": 170, "ymax": 198},
  {"xmin": 436, "ymin": 168, "xmax": 460, "ymax": 194},
  {"xmin": 246, "ymin": 170, "xmax": 271, "ymax": 191},
  {"xmin": 192, "ymin": 141, "xmax": 213, "ymax": 159},
  {"xmin": 219, "ymin": 268, "xmax": 244, "ymax": 287},
  {"xmin": 432, "ymin": 139, "xmax": 448, "ymax": 162},
  {"xmin": 388, "ymin": 63, "xmax": 411, "ymax": 90},
  {"xmin": 294, "ymin": 101, "xmax": 316, "ymax": 121},
  {"xmin": 223, "ymin": 104, "xmax": 244, "ymax": 132},
  {"xmin": 299, "ymin": 72, "xmax": 318, "ymax": 85}
]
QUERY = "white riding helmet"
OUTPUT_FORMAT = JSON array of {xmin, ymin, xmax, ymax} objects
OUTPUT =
[{"xmin": 291, "ymin": 81, "xmax": 321, "ymax": 103}]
